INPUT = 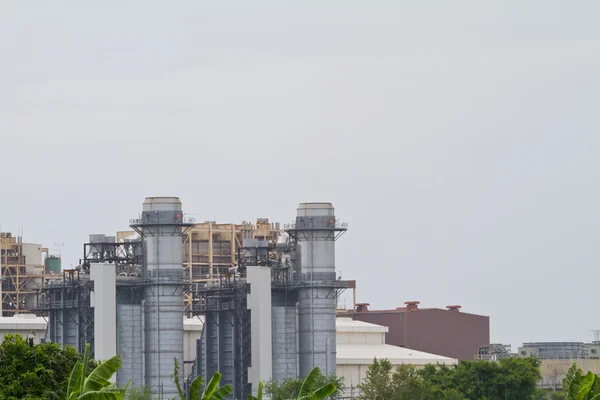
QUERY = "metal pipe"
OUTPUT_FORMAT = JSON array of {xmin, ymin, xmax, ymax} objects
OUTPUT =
[{"xmin": 141, "ymin": 299, "xmax": 146, "ymax": 383}]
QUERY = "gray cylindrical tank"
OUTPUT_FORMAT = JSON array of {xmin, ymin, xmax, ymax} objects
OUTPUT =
[
  {"xmin": 272, "ymin": 303, "xmax": 298, "ymax": 382},
  {"xmin": 116, "ymin": 303, "xmax": 144, "ymax": 388},
  {"xmin": 295, "ymin": 203, "xmax": 338, "ymax": 378},
  {"xmin": 131, "ymin": 197, "xmax": 190, "ymax": 398}
]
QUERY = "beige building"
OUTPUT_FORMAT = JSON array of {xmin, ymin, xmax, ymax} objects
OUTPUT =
[
  {"xmin": 335, "ymin": 317, "xmax": 457, "ymax": 395},
  {"xmin": 538, "ymin": 359, "xmax": 600, "ymax": 390},
  {"xmin": 119, "ymin": 218, "xmax": 280, "ymax": 314}
]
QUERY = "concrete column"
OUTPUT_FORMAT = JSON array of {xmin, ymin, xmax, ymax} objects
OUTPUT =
[
  {"xmin": 90, "ymin": 263, "xmax": 117, "ymax": 371},
  {"xmin": 247, "ymin": 266, "xmax": 272, "ymax": 395}
]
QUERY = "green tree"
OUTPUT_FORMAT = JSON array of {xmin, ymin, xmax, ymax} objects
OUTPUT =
[
  {"xmin": 419, "ymin": 357, "xmax": 541, "ymax": 400},
  {"xmin": 246, "ymin": 381, "xmax": 264, "ymax": 400},
  {"xmin": 66, "ymin": 343, "xmax": 123, "ymax": 400},
  {"xmin": 172, "ymin": 358, "xmax": 233, "ymax": 400},
  {"xmin": 360, "ymin": 357, "xmax": 540, "ymax": 400},
  {"xmin": 549, "ymin": 392, "xmax": 567, "ymax": 400},
  {"xmin": 124, "ymin": 386, "xmax": 151, "ymax": 400},
  {"xmin": 264, "ymin": 367, "xmax": 340, "ymax": 400},
  {"xmin": 562, "ymin": 363, "xmax": 600, "ymax": 400},
  {"xmin": 359, "ymin": 360, "xmax": 465, "ymax": 400},
  {"xmin": 358, "ymin": 358, "xmax": 395, "ymax": 399},
  {"xmin": 0, "ymin": 334, "xmax": 90, "ymax": 400}
]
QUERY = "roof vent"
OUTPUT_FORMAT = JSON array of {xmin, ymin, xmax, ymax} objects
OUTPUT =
[
  {"xmin": 446, "ymin": 305, "xmax": 462, "ymax": 312},
  {"xmin": 356, "ymin": 303, "xmax": 370, "ymax": 312},
  {"xmin": 404, "ymin": 301, "xmax": 420, "ymax": 311}
]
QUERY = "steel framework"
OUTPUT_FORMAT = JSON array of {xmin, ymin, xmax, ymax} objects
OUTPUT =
[
  {"xmin": 1, "ymin": 232, "xmax": 47, "ymax": 315},
  {"xmin": 194, "ymin": 276, "xmax": 252, "ymax": 400},
  {"xmin": 32, "ymin": 269, "xmax": 95, "ymax": 355}
]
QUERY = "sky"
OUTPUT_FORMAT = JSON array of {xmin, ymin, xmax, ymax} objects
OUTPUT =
[{"xmin": 1, "ymin": 1, "xmax": 599, "ymax": 350}]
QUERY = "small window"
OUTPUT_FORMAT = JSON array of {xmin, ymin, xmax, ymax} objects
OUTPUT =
[
  {"xmin": 521, "ymin": 351, "xmax": 527, "ymax": 356},
  {"xmin": 592, "ymin": 349, "xmax": 597, "ymax": 354}
]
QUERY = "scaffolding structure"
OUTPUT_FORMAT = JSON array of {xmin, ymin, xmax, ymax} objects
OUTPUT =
[
  {"xmin": 1, "ymin": 232, "xmax": 48, "ymax": 315},
  {"xmin": 183, "ymin": 219, "xmax": 280, "ymax": 280},
  {"xmin": 476, "ymin": 344, "xmax": 514, "ymax": 360},
  {"xmin": 183, "ymin": 219, "xmax": 280, "ymax": 313}
]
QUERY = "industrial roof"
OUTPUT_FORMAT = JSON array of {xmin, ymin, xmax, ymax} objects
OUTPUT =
[
  {"xmin": 336, "ymin": 317, "xmax": 388, "ymax": 333},
  {"xmin": 337, "ymin": 343, "xmax": 458, "ymax": 365},
  {"xmin": 336, "ymin": 317, "xmax": 458, "ymax": 366},
  {"xmin": 0, "ymin": 314, "xmax": 47, "ymax": 330},
  {"xmin": 184, "ymin": 316, "xmax": 204, "ymax": 331}
]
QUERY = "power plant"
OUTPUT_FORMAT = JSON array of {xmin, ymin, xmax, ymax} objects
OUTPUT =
[
  {"xmin": 31, "ymin": 197, "xmax": 352, "ymax": 399},
  {"xmin": 17, "ymin": 196, "xmax": 491, "ymax": 398}
]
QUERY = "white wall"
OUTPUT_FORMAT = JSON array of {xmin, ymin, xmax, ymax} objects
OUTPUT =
[
  {"xmin": 337, "ymin": 330, "xmax": 385, "ymax": 345},
  {"xmin": 0, "ymin": 314, "xmax": 47, "ymax": 344},
  {"xmin": 335, "ymin": 318, "xmax": 457, "ymax": 396},
  {"xmin": 247, "ymin": 266, "xmax": 272, "ymax": 396},
  {"xmin": 90, "ymin": 263, "xmax": 117, "ymax": 364},
  {"xmin": 184, "ymin": 317, "xmax": 203, "ymax": 380}
]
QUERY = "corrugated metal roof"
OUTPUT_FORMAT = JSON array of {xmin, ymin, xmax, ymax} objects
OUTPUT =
[
  {"xmin": 336, "ymin": 317, "xmax": 388, "ymax": 333},
  {"xmin": 337, "ymin": 343, "xmax": 458, "ymax": 365}
]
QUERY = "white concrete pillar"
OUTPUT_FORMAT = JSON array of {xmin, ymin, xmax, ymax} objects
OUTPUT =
[
  {"xmin": 90, "ymin": 263, "xmax": 117, "ymax": 381},
  {"xmin": 247, "ymin": 266, "xmax": 272, "ymax": 396}
]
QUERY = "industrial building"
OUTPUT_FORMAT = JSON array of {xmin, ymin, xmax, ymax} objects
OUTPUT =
[
  {"xmin": 181, "ymin": 219, "xmax": 280, "ymax": 314},
  {"xmin": 336, "ymin": 317, "xmax": 457, "ymax": 396},
  {"xmin": 338, "ymin": 301, "xmax": 490, "ymax": 360},
  {"xmin": 519, "ymin": 342, "xmax": 591, "ymax": 360},
  {"xmin": 0, "ymin": 232, "xmax": 59, "ymax": 316},
  {"xmin": 28, "ymin": 196, "xmax": 491, "ymax": 399},
  {"xmin": 33, "ymin": 197, "xmax": 353, "ymax": 399},
  {"xmin": 0, "ymin": 313, "xmax": 47, "ymax": 344},
  {"xmin": 515, "ymin": 341, "xmax": 600, "ymax": 390},
  {"xmin": 194, "ymin": 202, "xmax": 352, "ymax": 398}
]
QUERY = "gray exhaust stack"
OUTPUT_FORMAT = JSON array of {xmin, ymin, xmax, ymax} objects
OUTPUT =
[
  {"xmin": 130, "ymin": 197, "xmax": 194, "ymax": 398},
  {"xmin": 293, "ymin": 203, "xmax": 345, "ymax": 377}
]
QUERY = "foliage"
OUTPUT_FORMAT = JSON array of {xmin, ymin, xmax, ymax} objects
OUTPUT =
[
  {"xmin": 562, "ymin": 363, "xmax": 600, "ymax": 400},
  {"xmin": 549, "ymin": 392, "xmax": 567, "ymax": 400},
  {"xmin": 265, "ymin": 367, "xmax": 341, "ymax": 400},
  {"xmin": 172, "ymin": 358, "xmax": 233, "ymax": 400},
  {"xmin": 358, "ymin": 359, "xmax": 465, "ymax": 400},
  {"xmin": 533, "ymin": 391, "xmax": 567, "ymax": 400},
  {"xmin": 357, "ymin": 358, "xmax": 395, "ymax": 399},
  {"xmin": 66, "ymin": 342, "xmax": 123, "ymax": 400},
  {"xmin": 359, "ymin": 357, "xmax": 541, "ymax": 400},
  {"xmin": 124, "ymin": 386, "xmax": 151, "ymax": 400},
  {"xmin": 246, "ymin": 381, "xmax": 263, "ymax": 400},
  {"xmin": 0, "ymin": 334, "xmax": 94, "ymax": 400},
  {"xmin": 419, "ymin": 357, "xmax": 541, "ymax": 400},
  {"xmin": 172, "ymin": 357, "xmax": 186, "ymax": 400}
]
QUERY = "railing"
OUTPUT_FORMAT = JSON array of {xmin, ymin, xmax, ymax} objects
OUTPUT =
[
  {"xmin": 129, "ymin": 215, "xmax": 196, "ymax": 226},
  {"xmin": 284, "ymin": 221, "xmax": 348, "ymax": 230}
]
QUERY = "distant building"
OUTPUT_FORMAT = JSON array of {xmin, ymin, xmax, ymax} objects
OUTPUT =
[
  {"xmin": 519, "ymin": 342, "xmax": 588, "ymax": 360},
  {"xmin": 517, "ymin": 341, "xmax": 600, "ymax": 390},
  {"xmin": 338, "ymin": 301, "xmax": 490, "ymax": 360},
  {"xmin": 336, "ymin": 317, "xmax": 457, "ymax": 395},
  {"xmin": 0, "ymin": 313, "xmax": 47, "ymax": 344}
]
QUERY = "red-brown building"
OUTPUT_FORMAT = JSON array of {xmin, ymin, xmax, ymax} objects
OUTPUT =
[{"xmin": 338, "ymin": 301, "xmax": 489, "ymax": 361}]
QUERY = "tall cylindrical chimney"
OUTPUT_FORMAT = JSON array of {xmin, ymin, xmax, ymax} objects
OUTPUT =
[
  {"xmin": 292, "ymin": 202, "xmax": 346, "ymax": 378},
  {"xmin": 130, "ymin": 197, "xmax": 194, "ymax": 398}
]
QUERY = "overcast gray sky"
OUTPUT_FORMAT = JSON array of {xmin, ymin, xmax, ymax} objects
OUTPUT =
[{"xmin": 1, "ymin": 1, "xmax": 599, "ymax": 350}]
